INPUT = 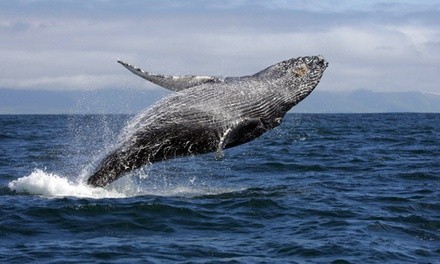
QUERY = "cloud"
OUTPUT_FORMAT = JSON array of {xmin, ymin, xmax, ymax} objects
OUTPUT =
[{"xmin": 0, "ymin": 0, "xmax": 439, "ymax": 93}]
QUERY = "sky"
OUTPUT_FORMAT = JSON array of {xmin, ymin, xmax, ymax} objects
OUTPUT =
[{"xmin": 1, "ymin": 0, "xmax": 439, "ymax": 94}]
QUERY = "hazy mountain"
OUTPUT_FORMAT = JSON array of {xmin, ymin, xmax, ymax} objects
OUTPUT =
[
  {"xmin": 1, "ymin": 88, "xmax": 439, "ymax": 114},
  {"xmin": 293, "ymin": 90, "xmax": 440, "ymax": 113},
  {"xmin": 0, "ymin": 88, "xmax": 169, "ymax": 114}
]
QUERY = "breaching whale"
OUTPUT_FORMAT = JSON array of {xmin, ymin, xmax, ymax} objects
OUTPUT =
[{"xmin": 87, "ymin": 56, "xmax": 328, "ymax": 187}]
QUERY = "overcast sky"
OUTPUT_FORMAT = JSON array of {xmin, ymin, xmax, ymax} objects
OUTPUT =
[{"xmin": 1, "ymin": 0, "xmax": 439, "ymax": 93}]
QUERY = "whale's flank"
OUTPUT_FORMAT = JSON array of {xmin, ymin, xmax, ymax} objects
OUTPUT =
[{"xmin": 87, "ymin": 56, "xmax": 328, "ymax": 187}]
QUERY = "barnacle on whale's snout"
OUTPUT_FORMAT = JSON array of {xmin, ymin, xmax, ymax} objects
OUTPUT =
[{"xmin": 293, "ymin": 65, "xmax": 309, "ymax": 78}]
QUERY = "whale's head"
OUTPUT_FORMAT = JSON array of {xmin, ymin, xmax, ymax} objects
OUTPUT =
[
  {"xmin": 280, "ymin": 56, "xmax": 327, "ymax": 89},
  {"xmin": 283, "ymin": 55, "xmax": 328, "ymax": 104},
  {"xmin": 257, "ymin": 55, "xmax": 328, "ymax": 106}
]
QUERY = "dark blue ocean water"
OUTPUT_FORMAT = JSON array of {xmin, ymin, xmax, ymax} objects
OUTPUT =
[{"xmin": 1, "ymin": 113, "xmax": 439, "ymax": 263}]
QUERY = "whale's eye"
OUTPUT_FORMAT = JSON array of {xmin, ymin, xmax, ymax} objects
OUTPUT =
[{"xmin": 293, "ymin": 65, "xmax": 308, "ymax": 78}]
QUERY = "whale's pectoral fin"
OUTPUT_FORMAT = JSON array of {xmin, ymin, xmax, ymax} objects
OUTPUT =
[
  {"xmin": 118, "ymin": 60, "xmax": 224, "ymax": 92},
  {"xmin": 216, "ymin": 118, "xmax": 268, "ymax": 158}
]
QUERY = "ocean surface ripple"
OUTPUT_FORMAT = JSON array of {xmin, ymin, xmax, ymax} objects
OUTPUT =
[{"xmin": 1, "ymin": 113, "xmax": 439, "ymax": 263}]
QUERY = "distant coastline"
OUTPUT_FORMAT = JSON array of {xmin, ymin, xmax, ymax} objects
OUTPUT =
[{"xmin": 1, "ymin": 88, "xmax": 439, "ymax": 114}]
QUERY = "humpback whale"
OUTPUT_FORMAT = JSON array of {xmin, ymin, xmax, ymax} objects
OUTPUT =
[{"xmin": 87, "ymin": 56, "xmax": 328, "ymax": 187}]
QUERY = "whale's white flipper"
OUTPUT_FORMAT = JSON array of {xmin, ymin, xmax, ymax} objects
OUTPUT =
[{"xmin": 118, "ymin": 60, "xmax": 225, "ymax": 92}]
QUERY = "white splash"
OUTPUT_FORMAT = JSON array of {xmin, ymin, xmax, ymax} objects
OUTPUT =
[
  {"xmin": 8, "ymin": 169, "xmax": 126, "ymax": 199},
  {"xmin": 8, "ymin": 169, "xmax": 242, "ymax": 199}
]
